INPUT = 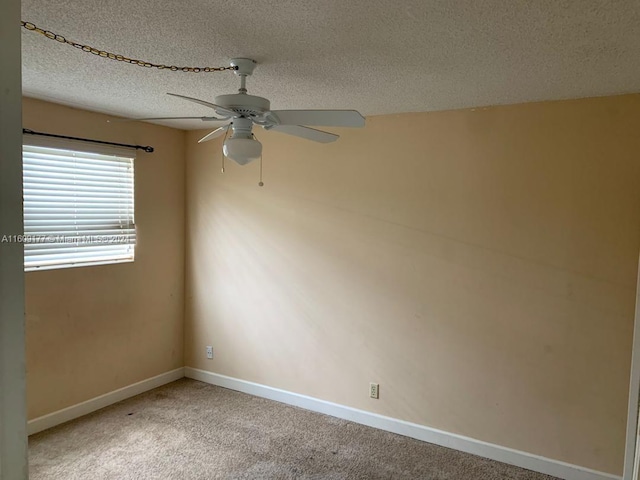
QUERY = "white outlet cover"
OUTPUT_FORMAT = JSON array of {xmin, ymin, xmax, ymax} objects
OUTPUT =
[{"xmin": 370, "ymin": 382, "xmax": 379, "ymax": 399}]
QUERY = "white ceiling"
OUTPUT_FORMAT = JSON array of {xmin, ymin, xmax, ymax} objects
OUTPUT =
[{"xmin": 21, "ymin": 0, "xmax": 640, "ymax": 129}]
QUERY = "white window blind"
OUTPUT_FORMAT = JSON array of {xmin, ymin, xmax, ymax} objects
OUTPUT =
[{"xmin": 22, "ymin": 143, "xmax": 136, "ymax": 271}]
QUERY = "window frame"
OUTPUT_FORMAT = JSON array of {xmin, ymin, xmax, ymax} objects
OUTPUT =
[{"xmin": 21, "ymin": 136, "xmax": 137, "ymax": 272}]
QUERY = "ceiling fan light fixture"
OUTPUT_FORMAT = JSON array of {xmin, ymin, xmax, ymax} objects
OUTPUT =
[{"xmin": 223, "ymin": 136, "xmax": 262, "ymax": 165}]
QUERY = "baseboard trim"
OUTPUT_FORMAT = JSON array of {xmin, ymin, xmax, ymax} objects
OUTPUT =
[
  {"xmin": 28, "ymin": 367, "xmax": 185, "ymax": 435},
  {"xmin": 185, "ymin": 367, "xmax": 619, "ymax": 480}
]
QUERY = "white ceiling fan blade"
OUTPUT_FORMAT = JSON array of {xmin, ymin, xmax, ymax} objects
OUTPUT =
[
  {"xmin": 265, "ymin": 125, "xmax": 339, "ymax": 143},
  {"xmin": 198, "ymin": 126, "xmax": 230, "ymax": 143},
  {"xmin": 109, "ymin": 116, "xmax": 225, "ymax": 123},
  {"xmin": 167, "ymin": 93, "xmax": 236, "ymax": 117},
  {"xmin": 269, "ymin": 110, "xmax": 365, "ymax": 128}
]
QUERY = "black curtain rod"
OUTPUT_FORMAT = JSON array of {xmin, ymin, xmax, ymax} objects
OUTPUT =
[{"xmin": 22, "ymin": 129, "xmax": 154, "ymax": 153}]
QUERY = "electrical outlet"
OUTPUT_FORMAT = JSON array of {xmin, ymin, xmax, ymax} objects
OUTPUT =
[
  {"xmin": 369, "ymin": 382, "xmax": 379, "ymax": 399},
  {"xmin": 206, "ymin": 346, "xmax": 213, "ymax": 359}
]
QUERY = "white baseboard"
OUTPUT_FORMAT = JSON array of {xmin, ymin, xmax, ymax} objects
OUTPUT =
[
  {"xmin": 185, "ymin": 367, "xmax": 619, "ymax": 480},
  {"xmin": 28, "ymin": 367, "xmax": 185, "ymax": 435},
  {"xmin": 27, "ymin": 365, "xmax": 620, "ymax": 480}
]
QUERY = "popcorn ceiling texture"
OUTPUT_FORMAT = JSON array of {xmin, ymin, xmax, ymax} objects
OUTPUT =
[{"xmin": 21, "ymin": 0, "xmax": 640, "ymax": 129}]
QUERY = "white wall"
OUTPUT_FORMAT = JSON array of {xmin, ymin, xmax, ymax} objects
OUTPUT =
[{"xmin": 0, "ymin": 0, "xmax": 28, "ymax": 478}]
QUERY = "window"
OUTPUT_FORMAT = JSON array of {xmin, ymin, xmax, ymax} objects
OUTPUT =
[{"xmin": 22, "ymin": 141, "xmax": 136, "ymax": 271}]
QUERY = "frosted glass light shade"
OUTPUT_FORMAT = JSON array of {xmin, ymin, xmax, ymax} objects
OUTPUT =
[{"xmin": 223, "ymin": 137, "xmax": 262, "ymax": 165}]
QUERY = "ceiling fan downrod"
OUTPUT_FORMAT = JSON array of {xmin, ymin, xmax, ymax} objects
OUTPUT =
[{"xmin": 230, "ymin": 58, "xmax": 257, "ymax": 94}]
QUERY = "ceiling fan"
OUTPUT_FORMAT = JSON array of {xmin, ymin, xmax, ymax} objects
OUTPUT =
[{"xmin": 133, "ymin": 58, "xmax": 365, "ymax": 165}]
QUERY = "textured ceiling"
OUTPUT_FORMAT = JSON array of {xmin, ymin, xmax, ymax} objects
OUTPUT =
[{"xmin": 21, "ymin": 0, "xmax": 640, "ymax": 129}]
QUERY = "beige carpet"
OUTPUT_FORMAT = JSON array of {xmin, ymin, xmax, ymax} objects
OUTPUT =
[{"xmin": 29, "ymin": 379, "xmax": 559, "ymax": 479}]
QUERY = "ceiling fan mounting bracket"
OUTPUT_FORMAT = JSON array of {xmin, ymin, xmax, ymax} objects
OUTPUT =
[{"xmin": 230, "ymin": 58, "xmax": 257, "ymax": 77}]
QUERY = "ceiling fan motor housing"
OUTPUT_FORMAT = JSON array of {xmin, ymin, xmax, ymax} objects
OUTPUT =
[{"xmin": 214, "ymin": 94, "xmax": 270, "ymax": 118}]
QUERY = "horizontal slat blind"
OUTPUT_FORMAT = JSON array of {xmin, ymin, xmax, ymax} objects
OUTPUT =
[{"xmin": 22, "ymin": 144, "xmax": 135, "ymax": 271}]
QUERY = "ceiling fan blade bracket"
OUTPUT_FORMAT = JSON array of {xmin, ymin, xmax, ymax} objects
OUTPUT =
[{"xmin": 263, "ymin": 112, "xmax": 280, "ymax": 126}]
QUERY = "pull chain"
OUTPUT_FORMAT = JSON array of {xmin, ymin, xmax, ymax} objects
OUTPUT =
[{"xmin": 252, "ymin": 133, "xmax": 264, "ymax": 187}]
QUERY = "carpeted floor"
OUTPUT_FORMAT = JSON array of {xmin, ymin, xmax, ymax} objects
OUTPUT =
[{"xmin": 29, "ymin": 379, "xmax": 559, "ymax": 479}]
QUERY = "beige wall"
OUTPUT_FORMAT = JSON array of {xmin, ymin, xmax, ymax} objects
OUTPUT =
[
  {"xmin": 23, "ymin": 98, "xmax": 185, "ymax": 419},
  {"xmin": 185, "ymin": 94, "xmax": 640, "ymax": 475}
]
